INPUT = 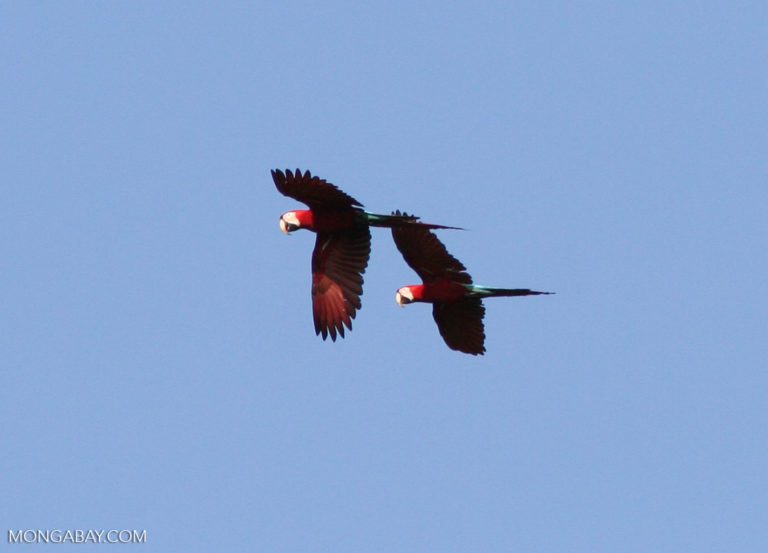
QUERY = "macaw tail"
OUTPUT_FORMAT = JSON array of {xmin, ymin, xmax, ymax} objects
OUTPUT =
[
  {"xmin": 364, "ymin": 210, "xmax": 463, "ymax": 230},
  {"xmin": 469, "ymin": 285, "xmax": 554, "ymax": 298}
]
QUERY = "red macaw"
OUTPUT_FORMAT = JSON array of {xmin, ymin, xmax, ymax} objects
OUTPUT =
[
  {"xmin": 391, "ymin": 211, "xmax": 552, "ymax": 355},
  {"xmin": 272, "ymin": 169, "xmax": 459, "ymax": 341}
]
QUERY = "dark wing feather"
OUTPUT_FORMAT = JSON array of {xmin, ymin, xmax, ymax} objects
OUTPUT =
[
  {"xmin": 311, "ymin": 227, "xmax": 371, "ymax": 341},
  {"xmin": 391, "ymin": 212, "xmax": 472, "ymax": 284},
  {"xmin": 272, "ymin": 169, "xmax": 363, "ymax": 210},
  {"xmin": 432, "ymin": 299, "xmax": 486, "ymax": 355}
]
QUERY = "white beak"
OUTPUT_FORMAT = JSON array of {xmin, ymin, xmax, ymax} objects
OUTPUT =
[
  {"xmin": 279, "ymin": 218, "xmax": 289, "ymax": 234},
  {"xmin": 395, "ymin": 291, "xmax": 404, "ymax": 307}
]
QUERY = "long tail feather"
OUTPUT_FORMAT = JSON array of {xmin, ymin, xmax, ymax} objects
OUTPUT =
[
  {"xmin": 470, "ymin": 285, "xmax": 554, "ymax": 297},
  {"xmin": 365, "ymin": 210, "xmax": 462, "ymax": 230}
]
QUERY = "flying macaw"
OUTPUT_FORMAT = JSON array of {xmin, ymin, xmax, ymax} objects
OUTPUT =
[
  {"xmin": 391, "ymin": 211, "xmax": 552, "ymax": 355},
  {"xmin": 272, "ymin": 169, "xmax": 459, "ymax": 341}
]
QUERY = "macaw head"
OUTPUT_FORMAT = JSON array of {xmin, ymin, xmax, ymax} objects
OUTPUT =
[
  {"xmin": 279, "ymin": 211, "xmax": 302, "ymax": 234},
  {"xmin": 395, "ymin": 286, "xmax": 415, "ymax": 307}
]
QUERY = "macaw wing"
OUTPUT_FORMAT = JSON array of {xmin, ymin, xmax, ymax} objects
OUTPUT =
[
  {"xmin": 391, "ymin": 215, "xmax": 472, "ymax": 284},
  {"xmin": 311, "ymin": 227, "xmax": 371, "ymax": 341},
  {"xmin": 432, "ymin": 299, "xmax": 486, "ymax": 355},
  {"xmin": 272, "ymin": 168, "xmax": 363, "ymax": 210}
]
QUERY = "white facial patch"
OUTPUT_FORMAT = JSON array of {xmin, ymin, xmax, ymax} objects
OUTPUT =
[
  {"xmin": 280, "ymin": 211, "xmax": 301, "ymax": 234},
  {"xmin": 396, "ymin": 287, "xmax": 414, "ymax": 306},
  {"xmin": 282, "ymin": 212, "xmax": 300, "ymax": 227}
]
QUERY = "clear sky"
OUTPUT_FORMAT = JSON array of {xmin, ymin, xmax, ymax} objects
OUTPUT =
[{"xmin": 2, "ymin": 2, "xmax": 766, "ymax": 552}]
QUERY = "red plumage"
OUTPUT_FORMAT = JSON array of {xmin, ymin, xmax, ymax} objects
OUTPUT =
[
  {"xmin": 391, "ymin": 211, "xmax": 551, "ymax": 355},
  {"xmin": 272, "ymin": 169, "xmax": 369, "ymax": 341}
]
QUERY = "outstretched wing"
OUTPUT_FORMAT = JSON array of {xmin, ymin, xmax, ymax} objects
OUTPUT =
[
  {"xmin": 272, "ymin": 169, "xmax": 363, "ymax": 210},
  {"xmin": 391, "ymin": 211, "xmax": 472, "ymax": 284},
  {"xmin": 311, "ymin": 227, "xmax": 371, "ymax": 341},
  {"xmin": 432, "ymin": 299, "xmax": 486, "ymax": 355}
]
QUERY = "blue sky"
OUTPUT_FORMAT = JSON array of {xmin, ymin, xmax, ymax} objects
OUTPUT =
[{"xmin": 2, "ymin": 2, "xmax": 766, "ymax": 551}]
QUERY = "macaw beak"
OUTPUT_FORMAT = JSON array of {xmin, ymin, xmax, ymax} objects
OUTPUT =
[
  {"xmin": 395, "ymin": 291, "xmax": 404, "ymax": 307},
  {"xmin": 279, "ymin": 218, "xmax": 290, "ymax": 234}
]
